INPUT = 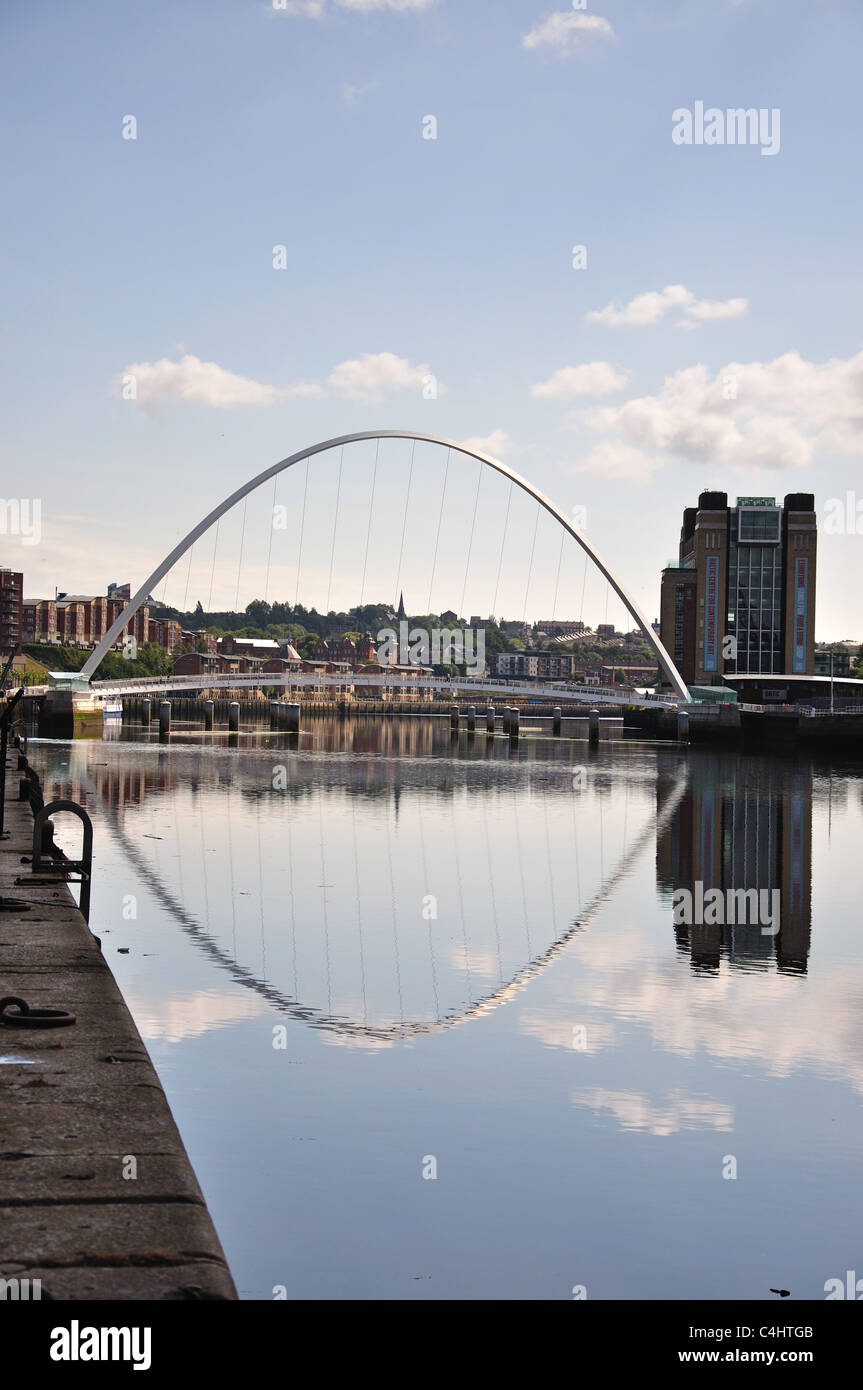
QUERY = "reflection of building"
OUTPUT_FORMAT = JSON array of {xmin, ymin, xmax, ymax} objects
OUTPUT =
[
  {"xmin": 657, "ymin": 753, "xmax": 812, "ymax": 973},
  {"xmin": 660, "ymin": 492, "xmax": 817, "ymax": 685}
]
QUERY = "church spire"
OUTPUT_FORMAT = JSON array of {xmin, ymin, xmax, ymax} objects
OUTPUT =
[{"xmin": 397, "ymin": 591, "xmax": 406, "ymax": 621}]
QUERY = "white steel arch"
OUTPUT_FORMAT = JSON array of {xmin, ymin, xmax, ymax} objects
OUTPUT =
[{"xmin": 79, "ymin": 430, "xmax": 690, "ymax": 700}]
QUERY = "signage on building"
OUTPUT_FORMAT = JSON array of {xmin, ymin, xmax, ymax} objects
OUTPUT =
[
  {"xmin": 793, "ymin": 557, "xmax": 808, "ymax": 673},
  {"xmin": 704, "ymin": 555, "xmax": 719, "ymax": 672},
  {"xmin": 763, "ymin": 688, "xmax": 788, "ymax": 701},
  {"xmin": 737, "ymin": 496, "xmax": 776, "ymax": 507}
]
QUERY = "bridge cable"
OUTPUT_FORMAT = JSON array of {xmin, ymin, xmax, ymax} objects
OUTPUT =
[
  {"xmin": 384, "ymin": 789, "xmax": 404, "ymax": 1023},
  {"xmin": 491, "ymin": 480, "xmax": 514, "ymax": 620},
  {"xmin": 416, "ymin": 778, "xmax": 440, "ymax": 1019},
  {"xmin": 350, "ymin": 775, "xmax": 369, "ymax": 1027},
  {"xmin": 459, "ymin": 458, "xmax": 483, "ymax": 622},
  {"xmin": 451, "ymin": 789, "xmax": 472, "ymax": 1004},
  {"xmin": 255, "ymin": 795, "xmax": 267, "ymax": 980},
  {"xmin": 181, "ymin": 543, "xmax": 194, "ymax": 617},
  {"xmin": 483, "ymin": 810, "xmax": 504, "ymax": 986},
  {"xmin": 426, "ymin": 447, "xmax": 452, "ymax": 614},
  {"xmin": 551, "ymin": 531, "xmax": 565, "ymax": 621},
  {"xmin": 522, "ymin": 506, "xmax": 541, "ymax": 623},
  {"xmin": 264, "ymin": 476, "xmax": 277, "ymax": 604},
  {"xmin": 514, "ymin": 783, "xmax": 532, "ymax": 958},
  {"xmin": 325, "ymin": 446, "xmax": 345, "ymax": 616},
  {"xmin": 359, "ymin": 438, "xmax": 381, "ymax": 609},
  {"xmin": 394, "ymin": 439, "xmax": 416, "ymax": 611},
  {"xmin": 295, "ymin": 459, "xmax": 310, "ymax": 607},
  {"xmin": 206, "ymin": 520, "xmax": 220, "ymax": 615},
  {"xmin": 234, "ymin": 496, "xmax": 248, "ymax": 614},
  {"xmin": 579, "ymin": 551, "xmax": 588, "ymax": 624},
  {"xmin": 318, "ymin": 798, "xmax": 332, "ymax": 1017}
]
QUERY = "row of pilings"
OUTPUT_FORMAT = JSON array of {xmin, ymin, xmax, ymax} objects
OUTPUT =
[{"xmin": 119, "ymin": 694, "xmax": 631, "ymax": 743}]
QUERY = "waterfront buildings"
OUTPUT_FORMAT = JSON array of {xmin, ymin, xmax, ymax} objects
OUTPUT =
[
  {"xmin": 0, "ymin": 568, "xmax": 23, "ymax": 656},
  {"xmin": 660, "ymin": 493, "xmax": 817, "ymax": 685},
  {"xmin": 495, "ymin": 650, "xmax": 577, "ymax": 680},
  {"xmin": 22, "ymin": 589, "xmax": 181, "ymax": 656}
]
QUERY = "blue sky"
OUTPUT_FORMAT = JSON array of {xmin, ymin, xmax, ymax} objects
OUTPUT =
[{"xmin": 2, "ymin": 0, "xmax": 862, "ymax": 635}]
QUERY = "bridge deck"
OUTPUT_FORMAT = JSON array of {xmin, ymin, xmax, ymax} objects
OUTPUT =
[{"xmin": 89, "ymin": 672, "xmax": 679, "ymax": 710}]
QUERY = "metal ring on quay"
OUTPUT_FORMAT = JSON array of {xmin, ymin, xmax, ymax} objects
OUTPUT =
[{"xmin": 0, "ymin": 996, "xmax": 77, "ymax": 1028}]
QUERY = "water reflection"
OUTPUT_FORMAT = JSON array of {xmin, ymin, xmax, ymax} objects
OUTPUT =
[
  {"xmin": 47, "ymin": 734, "xmax": 681, "ymax": 1044},
  {"xmin": 35, "ymin": 722, "xmax": 863, "ymax": 1297},
  {"xmin": 658, "ymin": 755, "xmax": 812, "ymax": 974}
]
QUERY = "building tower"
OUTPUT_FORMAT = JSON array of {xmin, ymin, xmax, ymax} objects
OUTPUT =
[{"xmin": 659, "ymin": 493, "xmax": 817, "ymax": 685}]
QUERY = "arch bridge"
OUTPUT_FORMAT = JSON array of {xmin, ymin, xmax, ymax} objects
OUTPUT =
[{"xmin": 77, "ymin": 430, "xmax": 690, "ymax": 703}]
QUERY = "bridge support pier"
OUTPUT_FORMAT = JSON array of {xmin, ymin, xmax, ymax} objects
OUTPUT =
[
  {"xmin": 141, "ymin": 698, "xmax": 151, "ymax": 726},
  {"xmin": 228, "ymin": 701, "xmax": 240, "ymax": 733},
  {"xmin": 502, "ymin": 708, "xmax": 511, "ymax": 734},
  {"xmin": 204, "ymin": 700, "xmax": 214, "ymax": 731},
  {"xmin": 677, "ymin": 710, "xmax": 690, "ymax": 743},
  {"xmin": 486, "ymin": 704, "xmax": 495, "ymax": 735},
  {"xmin": 159, "ymin": 701, "xmax": 171, "ymax": 739},
  {"xmin": 553, "ymin": 706, "xmax": 562, "ymax": 737},
  {"xmin": 450, "ymin": 708, "xmax": 460, "ymax": 736},
  {"xmin": 508, "ymin": 706, "xmax": 519, "ymax": 739},
  {"xmin": 589, "ymin": 709, "xmax": 600, "ymax": 745},
  {"xmin": 286, "ymin": 702, "xmax": 300, "ymax": 733},
  {"xmin": 467, "ymin": 705, "xmax": 476, "ymax": 734}
]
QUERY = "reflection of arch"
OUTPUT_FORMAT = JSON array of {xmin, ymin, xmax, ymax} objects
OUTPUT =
[
  {"xmin": 86, "ymin": 764, "xmax": 688, "ymax": 1044},
  {"xmin": 79, "ymin": 431, "xmax": 689, "ymax": 699}
]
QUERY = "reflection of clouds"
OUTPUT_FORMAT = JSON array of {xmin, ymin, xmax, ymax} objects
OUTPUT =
[
  {"xmin": 570, "ymin": 1086, "xmax": 734, "ymax": 1136},
  {"xmin": 124, "ymin": 989, "xmax": 264, "ymax": 1044},
  {"xmin": 517, "ymin": 1012, "xmax": 614, "ymax": 1053},
  {"xmin": 555, "ymin": 928, "xmax": 863, "ymax": 1096}
]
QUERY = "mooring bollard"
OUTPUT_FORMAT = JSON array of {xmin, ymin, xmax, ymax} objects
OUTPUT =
[
  {"xmin": 286, "ymin": 702, "xmax": 300, "ymax": 733},
  {"xmin": 502, "ymin": 707, "xmax": 511, "ymax": 734},
  {"xmin": 553, "ymin": 706, "xmax": 562, "ymax": 737},
  {"xmin": 677, "ymin": 710, "xmax": 690, "ymax": 743},
  {"xmin": 141, "ymin": 698, "xmax": 151, "ymax": 726},
  {"xmin": 269, "ymin": 700, "xmax": 281, "ymax": 728},
  {"xmin": 228, "ymin": 701, "xmax": 240, "ymax": 733},
  {"xmin": 451, "ymin": 707, "xmax": 460, "ymax": 734},
  {"xmin": 467, "ymin": 705, "xmax": 476, "ymax": 733},
  {"xmin": 158, "ymin": 701, "xmax": 171, "ymax": 738},
  {"xmin": 588, "ymin": 709, "xmax": 600, "ymax": 745},
  {"xmin": 509, "ymin": 706, "xmax": 520, "ymax": 738},
  {"xmin": 204, "ymin": 699, "xmax": 214, "ymax": 731},
  {"xmin": 486, "ymin": 704, "xmax": 495, "ymax": 735}
]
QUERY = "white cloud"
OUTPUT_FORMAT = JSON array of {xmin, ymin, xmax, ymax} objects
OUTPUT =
[
  {"xmin": 272, "ymin": 0, "xmax": 326, "ymax": 17},
  {"xmin": 115, "ymin": 355, "xmax": 313, "ymax": 408},
  {"xmin": 582, "ymin": 348, "xmax": 863, "ymax": 474},
  {"xmin": 532, "ymin": 362, "xmax": 630, "ymax": 399},
  {"xmin": 324, "ymin": 350, "xmax": 434, "ymax": 400},
  {"xmin": 336, "ymin": 0, "xmax": 435, "ymax": 10},
  {"xmin": 342, "ymin": 80, "xmax": 378, "ymax": 102},
  {"xmin": 273, "ymin": 0, "xmax": 433, "ymax": 15},
  {"xmin": 459, "ymin": 429, "xmax": 513, "ymax": 458},
  {"xmin": 116, "ymin": 351, "xmax": 436, "ymax": 408},
  {"xmin": 522, "ymin": 12, "xmax": 615, "ymax": 56},
  {"xmin": 569, "ymin": 441, "xmax": 665, "ymax": 484},
  {"xmin": 585, "ymin": 284, "xmax": 748, "ymax": 328}
]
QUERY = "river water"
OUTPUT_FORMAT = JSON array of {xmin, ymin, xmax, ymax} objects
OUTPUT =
[{"xmin": 34, "ymin": 715, "xmax": 863, "ymax": 1300}]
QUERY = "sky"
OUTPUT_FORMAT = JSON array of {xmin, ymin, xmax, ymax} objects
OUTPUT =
[{"xmin": 1, "ymin": 0, "xmax": 862, "ymax": 637}]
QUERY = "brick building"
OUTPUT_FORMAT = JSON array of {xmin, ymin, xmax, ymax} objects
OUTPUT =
[{"xmin": 0, "ymin": 569, "xmax": 24, "ymax": 656}]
